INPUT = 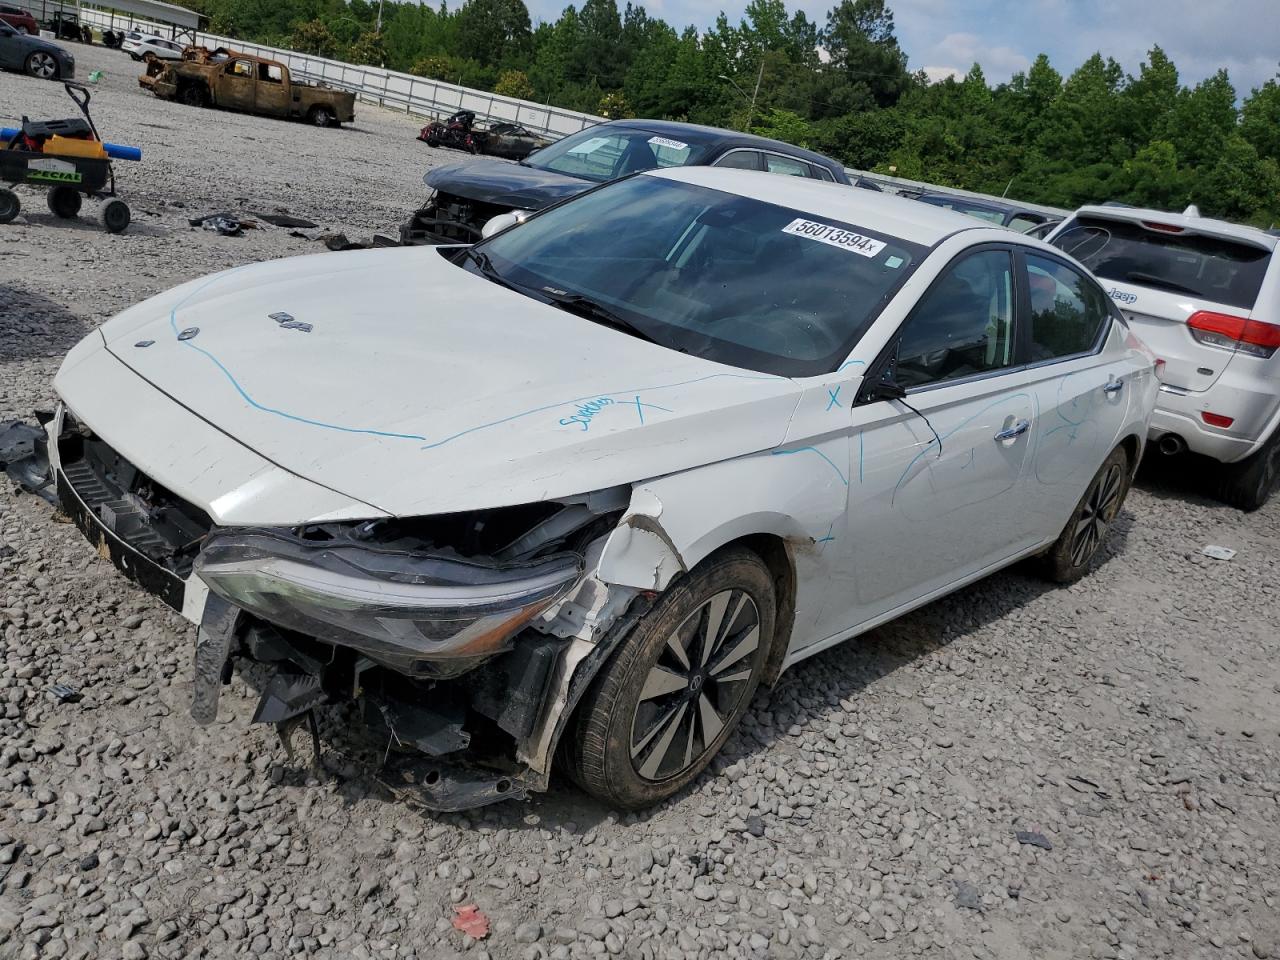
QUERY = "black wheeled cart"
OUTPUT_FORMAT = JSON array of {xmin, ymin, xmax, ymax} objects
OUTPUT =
[{"xmin": 0, "ymin": 82, "xmax": 133, "ymax": 233}]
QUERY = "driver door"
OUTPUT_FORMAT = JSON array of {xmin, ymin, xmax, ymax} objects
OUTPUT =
[
  {"xmin": 832, "ymin": 247, "xmax": 1043, "ymax": 629},
  {"xmin": 220, "ymin": 60, "xmax": 256, "ymax": 111}
]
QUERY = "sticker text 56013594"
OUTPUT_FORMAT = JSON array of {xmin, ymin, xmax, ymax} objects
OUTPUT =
[{"xmin": 782, "ymin": 218, "xmax": 887, "ymax": 258}]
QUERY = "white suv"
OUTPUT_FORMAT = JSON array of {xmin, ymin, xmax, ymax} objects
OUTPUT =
[{"xmin": 1049, "ymin": 205, "xmax": 1280, "ymax": 510}]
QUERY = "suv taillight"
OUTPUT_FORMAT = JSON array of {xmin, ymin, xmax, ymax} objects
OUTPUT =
[{"xmin": 1187, "ymin": 311, "xmax": 1280, "ymax": 359}]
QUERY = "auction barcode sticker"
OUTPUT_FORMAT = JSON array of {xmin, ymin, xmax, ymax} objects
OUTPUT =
[
  {"xmin": 648, "ymin": 136, "xmax": 689, "ymax": 151},
  {"xmin": 782, "ymin": 218, "xmax": 886, "ymax": 258}
]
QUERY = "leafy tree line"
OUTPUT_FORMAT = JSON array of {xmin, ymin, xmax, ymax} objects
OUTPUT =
[{"xmin": 191, "ymin": 0, "xmax": 1280, "ymax": 224}]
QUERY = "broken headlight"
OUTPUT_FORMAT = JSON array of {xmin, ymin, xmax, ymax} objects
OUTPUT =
[{"xmin": 194, "ymin": 529, "xmax": 581, "ymax": 673}]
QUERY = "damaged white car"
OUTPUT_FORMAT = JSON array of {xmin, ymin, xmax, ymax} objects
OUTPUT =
[{"xmin": 39, "ymin": 168, "xmax": 1158, "ymax": 810}]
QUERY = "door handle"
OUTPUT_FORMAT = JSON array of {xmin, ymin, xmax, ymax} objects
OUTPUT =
[
  {"xmin": 1103, "ymin": 376, "xmax": 1124, "ymax": 395},
  {"xmin": 994, "ymin": 419, "xmax": 1030, "ymax": 442}
]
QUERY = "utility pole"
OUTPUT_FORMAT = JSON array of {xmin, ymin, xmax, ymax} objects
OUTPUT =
[
  {"xmin": 718, "ymin": 60, "xmax": 765, "ymax": 132},
  {"xmin": 376, "ymin": 0, "xmax": 384, "ymax": 33}
]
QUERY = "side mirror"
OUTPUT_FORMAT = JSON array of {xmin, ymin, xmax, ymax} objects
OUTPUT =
[
  {"xmin": 480, "ymin": 210, "xmax": 529, "ymax": 239},
  {"xmin": 872, "ymin": 380, "xmax": 906, "ymax": 401}
]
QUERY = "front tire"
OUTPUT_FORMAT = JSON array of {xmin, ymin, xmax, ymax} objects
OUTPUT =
[
  {"xmin": 25, "ymin": 51, "xmax": 59, "ymax": 80},
  {"xmin": 178, "ymin": 83, "xmax": 207, "ymax": 107},
  {"xmin": 565, "ymin": 547, "xmax": 775, "ymax": 809},
  {"xmin": 1214, "ymin": 429, "xmax": 1280, "ymax": 511},
  {"xmin": 1039, "ymin": 446, "xmax": 1131, "ymax": 583},
  {"xmin": 0, "ymin": 188, "xmax": 19, "ymax": 224}
]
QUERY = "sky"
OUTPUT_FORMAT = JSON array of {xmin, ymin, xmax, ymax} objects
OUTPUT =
[{"xmin": 524, "ymin": 0, "xmax": 1280, "ymax": 96}]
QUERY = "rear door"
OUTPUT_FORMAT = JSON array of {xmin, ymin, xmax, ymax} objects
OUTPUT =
[
  {"xmin": 255, "ymin": 61, "xmax": 288, "ymax": 114},
  {"xmin": 1017, "ymin": 250, "xmax": 1135, "ymax": 528},
  {"xmin": 219, "ymin": 59, "xmax": 256, "ymax": 111},
  {"xmin": 1049, "ymin": 214, "xmax": 1273, "ymax": 392}
]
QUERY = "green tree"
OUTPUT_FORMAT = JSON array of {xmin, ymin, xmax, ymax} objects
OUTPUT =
[
  {"xmin": 456, "ymin": 0, "xmax": 532, "ymax": 67},
  {"xmin": 1241, "ymin": 74, "xmax": 1280, "ymax": 164},
  {"xmin": 494, "ymin": 68, "xmax": 535, "ymax": 99},
  {"xmin": 290, "ymin": 19, "xmax": 338, "ymax": 58},
  {"xmin": 821, "ymin": 0, "xmax": 911, "ymax": 107}
]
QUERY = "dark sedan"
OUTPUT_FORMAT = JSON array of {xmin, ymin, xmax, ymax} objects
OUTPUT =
[
  {"xmin": 0, "ymin": 21, "xmax": 74, "ymax": 79},
  {"xmin": 401, "ymin": 118, "xmax": 851, "ymax": 244},
  {"xmin": 912, "ymin": 193, "xmax": 1058, "ymax": 233}
]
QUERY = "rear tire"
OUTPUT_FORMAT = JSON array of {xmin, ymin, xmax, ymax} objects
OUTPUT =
[
  {"xmin": 1214, "ymin": 430, "xmax": 1280, "ymax": 511},
  {"xmin": 0, "ymin": 188, "xmax": 19, "ymax": 224},
  {"xmin": 308, "ymin": 106, "xmax": 335, "ymax": 127},
  {"xmin": 102, "ymin": 199, "xmax": 131, "ymax": 234},
  {"xmin": 47, "ymin": 186, "xmax": 82, "ymax": 219},
  {"xmin": 1038, "ymin": 446, "xmax": 1131, "ymax": 583},
  {"xmin": 565, "ymin": 547, "xmax": 775, "ymax": 809}
]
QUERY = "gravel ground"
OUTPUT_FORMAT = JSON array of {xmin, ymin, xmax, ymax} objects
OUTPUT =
[{"xmin": 3, "ymin": 44, "xmax": 1280, "ymax": 960}]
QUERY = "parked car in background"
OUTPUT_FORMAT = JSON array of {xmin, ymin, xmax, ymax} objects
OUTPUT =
[
  {"xmin": 914, "ymin": 193, "xmax": 1060, "ymax": 233},
  {"xmin": 401, "ymin": 118, "xmax": 852, "ymax": 244},
  {"xmin": 45, "ymin": 167, "xmax": 1155, "ymax": 810},
  {"xmin": 477, "ymin": 121, "xmax": 554, "ymax": 161},
  {"xmin": 0, "ymin": 20, "xmax": 74, "ymax": 79},
  {"xmin": 0, "ymin": 4, "xmax": 38, "ymax": 34},
  {"xmin": 1049, "ymin": 206, "xmax": 1280, "ymax": 509},
  {"xmin": 124, "ymin": 34, "xmax": 184, "ymax": 61}
]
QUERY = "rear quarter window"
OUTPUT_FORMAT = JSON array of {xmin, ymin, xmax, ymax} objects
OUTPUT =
[{"xmin": 1051, "ymin": 216, "xmax": 1272, "ymax": 311}]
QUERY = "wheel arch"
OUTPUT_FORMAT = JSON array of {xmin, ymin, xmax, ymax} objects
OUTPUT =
[{"xmin": 1116, "ymin": 430, "xmax": 1144, "ymax": 476}]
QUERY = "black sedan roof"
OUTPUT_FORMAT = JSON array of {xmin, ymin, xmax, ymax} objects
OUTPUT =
[{"xmin": 592, "ymin": 118, "xmax": 850, "ymax": 183}]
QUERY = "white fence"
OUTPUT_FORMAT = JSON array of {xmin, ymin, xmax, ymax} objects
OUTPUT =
[{"xmin": 76, "ymin": 6, "xmax": 603, "ymax": 137}]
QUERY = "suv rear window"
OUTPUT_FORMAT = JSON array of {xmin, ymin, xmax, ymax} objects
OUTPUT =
[{"xmin": 1051, "ymin": 215, "xmax": 1271, "ymax": 311}]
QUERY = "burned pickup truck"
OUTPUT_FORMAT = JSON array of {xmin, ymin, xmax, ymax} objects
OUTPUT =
[{"xmin": 145, "ymin": 48, "xmax": 355, "ymax": 127}]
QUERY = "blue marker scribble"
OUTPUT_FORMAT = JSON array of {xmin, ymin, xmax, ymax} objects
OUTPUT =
[
  {"xmin": 633, "ymin": 395, "xmax": 673, "ymax": 425},
  {"xmin": 157, "ymin": 268, "xmax": 778, "ymax": 450},
  {"xmin": 816, "ymin": 520, "xmax": 836, "ymax": 553},
  {"xmin": 826, "ymin": 386, "xmax": 841, "ymax": 411},
  {"xmin": 837, "ymin": 359, "xmax": 866, "ymax": 373},
  {"xmin": 771, "ymin": 446, "xmax": 849, "ymax": 486},
  {"xmin": 560, "ymin": 397, "xmax": 615, "ymax": 431},
  {"xmin": 892, "ymin": 393, "xmax": 1033, "ymax": 499}
]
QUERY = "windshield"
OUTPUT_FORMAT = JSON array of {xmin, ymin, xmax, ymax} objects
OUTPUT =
[
  {"xmin": 525, "ymin": 127, "xmax": 713, "ymax": 183},
  {"xmin": 469, "ymin": 175, "xmax": 925, "ymax": 376},
  {"xmin": 1051, "ymin": 215, "xmax": 1271, "ymax": 311}
]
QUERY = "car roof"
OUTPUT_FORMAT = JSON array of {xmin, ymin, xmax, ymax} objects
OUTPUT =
[
  {"xmin": 1071, "ymin": 204, "xmax": 1278, "ymax": 251},
  {"xmin": 648, "ymin": 167, "xmax": 989, "ymax": 246},
  {"xmin": 591, "ymin": 118, "xmax": 845, "ymax": 173}
]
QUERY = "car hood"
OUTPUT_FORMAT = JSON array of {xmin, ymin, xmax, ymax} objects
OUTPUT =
[
  {"xmin": 20, "ymin": 35, "xmax": 67, "ymax": 54},
  {"xmin": 67, "ymin": 247, "xmax": 801, "ymax": 519},
  {"xmin": 424, "ymin": 159, "xmax": 592, "ymax": 210}
]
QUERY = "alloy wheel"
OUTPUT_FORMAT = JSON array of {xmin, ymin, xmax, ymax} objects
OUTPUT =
[
  {"xmin": 29, "ymin": 52, "xmax": 57, "ymax": 79},
  {"xmin": 629, "ymin": 589, "xmax": 760, "ymax": 782},
  {"xmin": 1070, "ymin": 462, "xmax": 1123, "ymax": 566}
]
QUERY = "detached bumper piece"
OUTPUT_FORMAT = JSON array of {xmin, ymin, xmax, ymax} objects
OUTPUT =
[{"xmin": 0, "ymin": 418, "xmax": 56, "ymax": 504}]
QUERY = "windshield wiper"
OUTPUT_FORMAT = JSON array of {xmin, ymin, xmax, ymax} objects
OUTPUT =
[
  {"xmin": 1123, "ymin": 271, "xmax": 1202, "ymax": 297},
  {"xmin": 540, "ymin": 290, "xmax": 663, "ymax": 346},
  {"xmin": 463, "ymin": 247, "xmax": 520, "ymax": 291}
]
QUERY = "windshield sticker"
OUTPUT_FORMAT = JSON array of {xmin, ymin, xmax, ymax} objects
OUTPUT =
[
  {"xmin": 648, "ymin": 135, "xmax": 689, "ymax": 151},
  {"xmin": 782, "ymin": 219, "xmax": 886, "ymax": 258},
  {"xmin": 885, "ymin": 255, "xmax": 904, "ymax": 269},
  {"xmin": 567, "ymin": 136, "xmax": 611, "ymax": 155}
]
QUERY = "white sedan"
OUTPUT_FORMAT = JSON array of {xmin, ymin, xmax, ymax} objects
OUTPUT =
[
  {"xmin": 123, "ymin": 34, "xmax": 183, "ymax": 61},
  {"xmin": 46, "ymin": 167, "xmax": 1157, "ymax": 810}
]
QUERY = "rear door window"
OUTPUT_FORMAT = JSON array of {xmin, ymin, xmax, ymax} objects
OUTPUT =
[
  {"xmin": 1024, "ymin": 254, "xmax": 1111, "ymax": 361},
  {"xmin": 712, "ymin": 150, "xmax": 762, "ymax": 171},
  {"xmin": 1051, "ymin": 216, "xmax": 1271, "ymax": 311},
  {"xmin": 763, "ymin": 154, "xmax": 814, "ymax": 178}
]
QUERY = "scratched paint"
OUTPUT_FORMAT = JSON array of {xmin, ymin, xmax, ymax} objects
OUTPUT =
[{"xmin": 771, "ymin": 445, "xmax": 849, "ymax": 486}]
